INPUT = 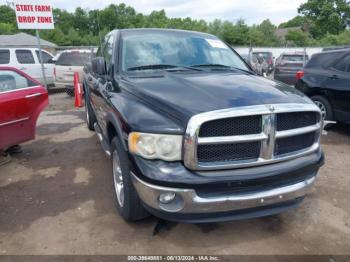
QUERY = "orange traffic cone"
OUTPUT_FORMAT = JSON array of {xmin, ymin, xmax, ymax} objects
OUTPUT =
[{"xmin": 74, "ymin": 72, "xmax": 83, "ymax": 108}]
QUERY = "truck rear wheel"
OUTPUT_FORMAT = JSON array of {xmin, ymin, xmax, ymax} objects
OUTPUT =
[{"xmin": 110, "ymin": 137, "xmax": 149, "ymax": 221}]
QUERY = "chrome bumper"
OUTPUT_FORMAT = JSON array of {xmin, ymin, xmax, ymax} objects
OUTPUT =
[{"xmin": 131, "ymin": 173, "xmax": 315, "ymax": 214}]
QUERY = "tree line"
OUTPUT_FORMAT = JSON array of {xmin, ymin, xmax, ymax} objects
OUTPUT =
[{"xmin": 0, "ymin": 0, "xmax": 349, "ymax": 47}]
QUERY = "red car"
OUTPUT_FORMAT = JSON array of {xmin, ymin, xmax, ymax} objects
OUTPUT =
[{"xmin": 0, "ymin": 67, "xmax": 48, "ymax": 151}]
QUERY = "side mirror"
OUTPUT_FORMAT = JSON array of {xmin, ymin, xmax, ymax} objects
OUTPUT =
[{"xmin": 92, "ymin": 57, "xmax": 106, "ymax": 76}]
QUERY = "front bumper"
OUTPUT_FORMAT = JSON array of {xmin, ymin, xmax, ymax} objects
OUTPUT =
[{"xmin": 131, "ymin": 172, "xmax": 315, "ymax": 222}]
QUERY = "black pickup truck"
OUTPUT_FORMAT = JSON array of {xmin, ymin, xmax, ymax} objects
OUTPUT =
[{"xmin": 83, "ymin": 29, "xmax": 324, "ymax": 223}]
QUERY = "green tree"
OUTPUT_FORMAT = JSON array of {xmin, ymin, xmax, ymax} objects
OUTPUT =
[
  {"xmin": 0, "ymin": 5, "xmax": 16, "ymax": 24},
  {"xmin": 278, "ymin": 16, "xmax": 309, "ymax": 28},
  {"xmin": 298, "ymin": 0, "xmax": 350, "ymax": 37},
  {"xmin": 0, "ymin": 23, "xmax": 17, "ymax": 34},
  {"xmin": 285, "ymin": 30, "xmax": 313, "ymax": 46}
]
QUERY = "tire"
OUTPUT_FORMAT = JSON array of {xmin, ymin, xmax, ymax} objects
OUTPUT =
[
  {"xmin": 85, "ymin": 92, "xmax": 96, "ymax": 131},
  {"xmin": 311, "ymin": 95, "xmax": 334, "ymax": 121},
  {"xmin": 110, "ymin": 137, "xmax": 149, "ymax": 221}
]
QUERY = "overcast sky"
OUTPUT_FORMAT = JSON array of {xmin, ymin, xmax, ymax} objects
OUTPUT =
[{"xmin": 7, "ymin": 0, "xmax": 308, "ymax": 25}]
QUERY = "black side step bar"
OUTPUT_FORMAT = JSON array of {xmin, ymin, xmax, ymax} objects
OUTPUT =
[{"xmin": 94, "ymin": 123, "xmax": 111, "ymax": 157}]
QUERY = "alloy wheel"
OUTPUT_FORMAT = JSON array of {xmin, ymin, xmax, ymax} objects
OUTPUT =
[
  {"xmin": 112, "ymin": 150, "xmax": 125, "ymax": 207},
  {"xmin": 314, "ymin": 100, "xmax": 327, "ymax": 120}
]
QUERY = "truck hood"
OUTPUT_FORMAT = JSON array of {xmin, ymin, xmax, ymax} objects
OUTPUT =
[{"xmin": 122, "ymin": 72, "xmax": 312, "ymax": 122}]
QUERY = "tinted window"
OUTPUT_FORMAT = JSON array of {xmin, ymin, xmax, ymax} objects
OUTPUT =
[
  {"xmin": 35, "ymin": 50, "xmax": 53, "ymax": 63},
  {"xmin": 0, "ymin": 50, "xmax": 10, "ymax": 64},
  {"xmin": 0, "ymin": 70, "xmax": 32, "ymax": 92},
  {"xmin": 281, "ymin": 55, "xmax": 308, "ymax": 62},
  {"xmin": 15, "ymin": 50, "xmax": 35, "ymax": 64},
  {"xmin": 56, "ymin": 52, "xmax": 91, "ymax": 66},
  {"xmin": 306, "ymin": 52, "xmax": 345, "ymax": 69},
  {"xmin": 121, "ymin": 32, "xmax": 248, "ymax": 71}
]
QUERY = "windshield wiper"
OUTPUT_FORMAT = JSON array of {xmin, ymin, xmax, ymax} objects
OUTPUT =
[
  {"xmin": 191, "ymin": 63, "xmax": 231, "ymax": 68},
  {"xmin": 191, "ymin": 63, "xmax": 254, "ymax": 74},
  {"xmin": 127, "ymin": 64, "xmax": 202, "ymax": 71}
]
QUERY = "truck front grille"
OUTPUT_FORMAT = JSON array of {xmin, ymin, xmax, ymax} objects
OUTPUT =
[
  {"xmin": 275, "ymin": 132, "xmax": 316, "ymax": 156},
  {"xmin": 199, "ymin": 115, "xmax": 262, "ymax": 137},
  {"xmin": 197, "ymin": 142, "xmax": 261, "ymax": 163},
  {"xmin": 184, "ymin": 104, "xmax": 322, "ymax": 171},
  {"xmin": 277, "ymin": 112, "xmax": 319, "ymax": 131}
]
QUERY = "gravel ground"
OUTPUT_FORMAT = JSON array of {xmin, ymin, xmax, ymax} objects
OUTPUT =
[{"xmin": 0, "ymin": 93, "xmax": 349, "ymax": 255}]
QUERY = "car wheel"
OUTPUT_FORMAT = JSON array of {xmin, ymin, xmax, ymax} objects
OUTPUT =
[
  {"xmin": 110, "ymin": 137, "xmax": 149, "ymax": 221},
  {"xmin": 311, "ymin": 95, "xmax": 333, "ymax": 121},
  {"xmin": 85, "ymin": 93, "xmax": 96, "ymax": 131}
]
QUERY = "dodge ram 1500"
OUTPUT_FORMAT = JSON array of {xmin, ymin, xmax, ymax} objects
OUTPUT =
[{"xmin": 83, "ymin": 29, "xmax": 324, "ymax": 223}]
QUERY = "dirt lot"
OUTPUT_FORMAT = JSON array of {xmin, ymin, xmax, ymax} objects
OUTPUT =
[{"xmin": 0, "ymin": 93, "xmax": 349, "ymax": 255}]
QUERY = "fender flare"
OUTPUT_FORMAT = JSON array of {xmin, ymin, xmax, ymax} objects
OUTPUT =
[{"xmin": 105, "ymin": 111, "xmax": 128, "ymax": 151}]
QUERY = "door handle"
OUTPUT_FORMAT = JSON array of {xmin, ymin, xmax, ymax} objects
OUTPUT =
[
  {"xmin": 20, "ymin": 67, "xmax": 27, "ymax": 70},
  {"xmin": 25, "ymin": 93, "xmax": 42, "ymax": 98},
  {"xmin": 329, "ymin": 74, "xmax": 339, "ymax": 79}
]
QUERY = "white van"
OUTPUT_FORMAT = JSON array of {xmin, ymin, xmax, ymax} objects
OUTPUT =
[{"xmin": 0, "ymin": 48, "xmax": 55, "ymax": 85}]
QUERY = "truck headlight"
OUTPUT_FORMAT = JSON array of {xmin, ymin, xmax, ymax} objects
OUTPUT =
[{"xmin": 128, "ymin": 132, "xmax": 182, "ymax": 161}]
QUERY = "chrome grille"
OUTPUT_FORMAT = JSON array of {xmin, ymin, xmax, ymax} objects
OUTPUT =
[{"xmin": 184, "ymin": 103, "xmax": 322, "ymax": 171}]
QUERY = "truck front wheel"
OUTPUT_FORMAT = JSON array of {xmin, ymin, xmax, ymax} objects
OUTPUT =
[
  {"xmin": 85, "ymin": 92, "xmax": 96, "ymax": 131},
  {"xmin": 110, "ymin": 137, "xmax": 149, "ymax": 221}
]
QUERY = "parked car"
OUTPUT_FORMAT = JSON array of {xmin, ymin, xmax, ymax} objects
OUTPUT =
[
  {"xmin": 252, "ymin": 51, "xmax": 274, "ymax": 74},
  {"xmin": 84, "ymin": 29, "xmax": 324, "ymax": 223},
  {"xmin": 295, "ymin": 48, "xmax": 350, "ymax": 123},
  {"xmin": 0, "ymin": 48, "xmax": 54, "ymax": 85},
  {"xmin": 0, "ymin": 67, "xmax": 48, "ymax": 150},
  {"xmin": 274, "ymin": 52, "xmax": 308, "ymax": 85},
  {"xmin": 54, "ymin": 49, "xmax": 92, "ymax": 96}
]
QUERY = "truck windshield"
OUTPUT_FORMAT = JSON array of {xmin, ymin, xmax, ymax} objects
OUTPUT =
[{"xmin": 121, "ymin": 31, "xmax": 248, "ymax": 72}]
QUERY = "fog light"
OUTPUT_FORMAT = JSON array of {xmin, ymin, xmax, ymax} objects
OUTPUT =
[{"xmin": 158, "ymin": 192, "xmax": 176, "ymax": 204}]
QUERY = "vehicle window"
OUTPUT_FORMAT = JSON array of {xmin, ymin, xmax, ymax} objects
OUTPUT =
[
  {"xmin": 103, "ymin": 35, "xmax": 114, "ymax": 64},
  {"xmin": 281, "ymin": 55, "xmax": 308, "ymax": 62},
  {"xmin": 15, "ymin": 50, "xmax": 35, "ymax": 64},
  {"xmin": 56, "ymin": 52, "xmax": 91, "ymax": 66},
  {"xmin": 0, "ymin": 50, "xmax": 10, "ymax": 64},
  {"xmin": 306, "ymin": 52, "xmax": 343, "ymax": 69},
  {"xmin": 333, "ymin": 55, "xmax": 350, "ymax": 72},
  {"xmin": 252, "ymin": 52, "xmax": 271, "ymax": 60},
  {"xmin": 35, "ymin": 50, "xmax": 53, "ymax": 63},
  {"xmin": 121, "ymin": 32, "xmax": 248, "ymax": 71},
  {"xmin": 0, "ymin": 70, "xmax": 34, "ymax": 92}
]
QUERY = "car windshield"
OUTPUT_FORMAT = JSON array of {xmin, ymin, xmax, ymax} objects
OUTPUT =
[
  {"xmin": 56, "ymin": 52, "xmax": 91, "ymax": 66},
  {"xmin": 282, "ymin": 55, "xmax": 308, "ymax": 62},
  {"xmin": 121, "ymin": 31, "xmax": 248, "ymax": 72}
]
